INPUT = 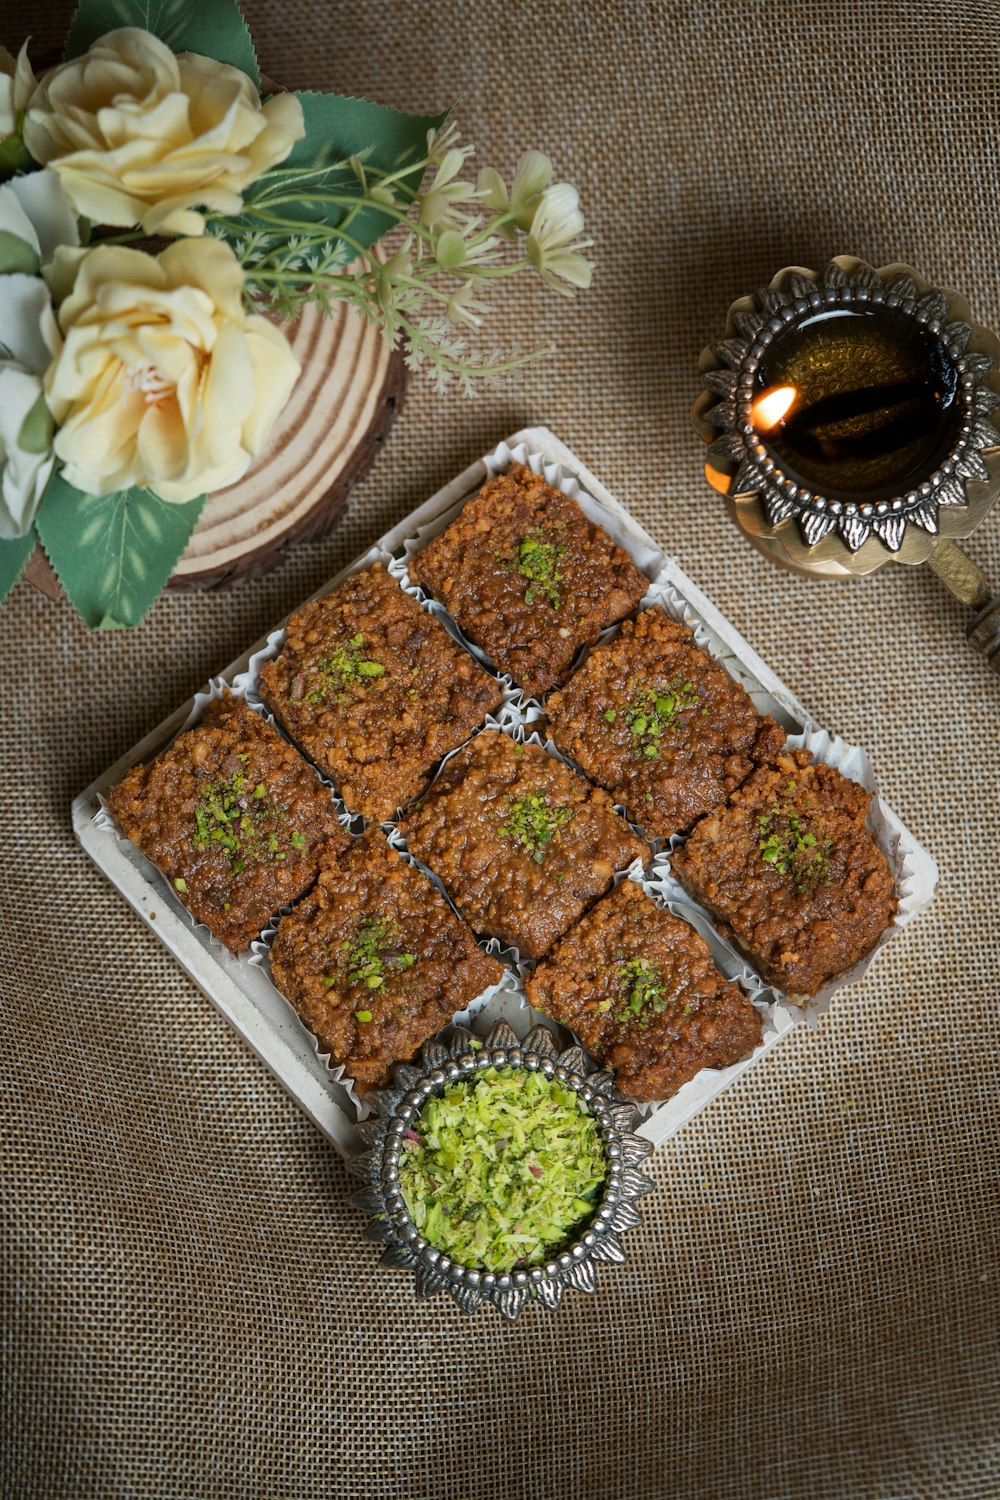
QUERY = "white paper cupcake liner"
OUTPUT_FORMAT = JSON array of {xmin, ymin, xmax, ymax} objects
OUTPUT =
[
  {"xmin": 654, "ymin": 720, "xmax": 929, "ymax": 1020},
  {"xmin": 248, "ymin": 910, "xmax": 519, "ymax": 1121},
  {"xmin": 235, "ymin": 545, "xmax": 523, "ymax": 810},
  {"xmin": 463, "ymin": 850, "xmax": 784, "ymax": 1122},
  {"xmin": 75, "ymin": 426, "xmax": 939, "ymax": 1156},
  {"xmin": 394, "ymin": 439, "xmax": 663, "ymax": 716}
]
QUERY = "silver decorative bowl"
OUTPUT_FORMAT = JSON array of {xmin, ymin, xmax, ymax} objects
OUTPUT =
[{"xmin": 349, "ymin": 1020, "xmax": 655, "ymax": 1320}]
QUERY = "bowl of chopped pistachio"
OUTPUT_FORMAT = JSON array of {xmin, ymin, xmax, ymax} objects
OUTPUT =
[{"xmin": 349, "ymin": 1019, "xmax": 655, "ymax": 1319}]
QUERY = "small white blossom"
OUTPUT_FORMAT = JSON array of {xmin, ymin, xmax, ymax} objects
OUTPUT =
[
  {"xmin": 525, "ymin": 182, "xmax": 593, "ymax": 294},
  {"xmin": 478, "ymin": 151, "xmax": 553, "ymax": 235},
  {"xmin": 418, "ymin": 143, "xmax": 479, "ymax": 233},
  {"xmin": 432, "ymin": 226, "xmax": 500, "ymax": 273},
  {"xmin": 445, "ymin": 279, "xmax": 490, "ymax": 328},
  {"xmin": 378, "ymin": 242, "xmax": 414, "ymax": 309},
  {"xmin": 426, "ymin": 120, "xmax": 474, "ymax": 169},
  {"xmin": 0, "ymin": 41, "xmax": 35, "ymax": 139},
  {"xmin": 476, "ymin": 167, "xmax": 507, "ymax": 215}
]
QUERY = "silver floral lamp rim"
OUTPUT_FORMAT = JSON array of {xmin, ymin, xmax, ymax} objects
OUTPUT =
[
  {"xmin": 348, "ymin": 1019, "xmax": 655, "ymax": 1321},
  {"xmin": 693, "ymin": 255, "xmax": 1000, "ymax": 577}
]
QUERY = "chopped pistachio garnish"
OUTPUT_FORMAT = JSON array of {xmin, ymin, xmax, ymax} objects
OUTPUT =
[
  {"xmin": 499, "ymin": 792, "xmax": 573, "ymax": 863},
  {"xmin": 398, "ymin": 1065, "xmax": 606, "ymax": 1272},
  {"xmin": 618, "ymin": 678, "xmax": 699, "ymax": 759},
  {"xmin": 757, "ymin": 799, "xmax": 833, "ymax": 889},
  {"xmin": 325, "ymin": 916, "xmax": 416, "ymax": 992},
  {"xmin": 598, "ymin": 955, "xmax": 670, "ymax": 1027},
  {"xmin": 618, "ymin": 956, "xmax": 667, "ymax": 1017},
  {"xmin": 173, "ymin": 877, "xmax": 187, "ymax": 893},
  {"xmin": 290, "ymin": 632, "xmax": 386, "ymax": 703},
  {"xmin": 191, "ymin": 769, "xmax": 306, "ymax": 871},
  {"xmin": 355, "ymin": 1009, "xmax": 373, "ymax": 1023},
  {"xmin": 511, "ymin": 532, "xmax": 566, "ymax": 609}
]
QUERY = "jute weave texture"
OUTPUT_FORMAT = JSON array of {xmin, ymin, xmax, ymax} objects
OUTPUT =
[{"xmin": 2, "ymin": 2, "xmax": 998, "ymax": 1496}]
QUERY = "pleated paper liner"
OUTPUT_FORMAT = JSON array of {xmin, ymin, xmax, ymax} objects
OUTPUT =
[{"xmin": 76, "ymin": 428, "xmax": 938, "ymax": 1154}]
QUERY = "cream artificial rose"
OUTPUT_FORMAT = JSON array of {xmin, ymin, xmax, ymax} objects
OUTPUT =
[
  {"xmin": 45, "ymin": 237, "xmax": 300, "ymax": 503},
  {"xmin": 23, "ymin": 28, "xmax": 304, "ymax": 236}
]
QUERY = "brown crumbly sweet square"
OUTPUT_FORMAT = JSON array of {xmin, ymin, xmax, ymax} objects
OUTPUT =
[
  {"xmin": 269, "ymin": 830, "xmax": 504, "ymax": 1094},
  {"xmin": 107, "ymin": 695, "xmax": 349, "ymax": 953},
  {"xmin": 670, "ymin": 750, "xmax": 898, "ymax": 998},
  {"xmin": 407, "ymin": 462, "xmax": 648, "ymax": 698},
  {"xmin": 399, "ymin": 730, "xmax": 649, "ymax": 960},
  {"xmin": 260, "ymin": 564, "xmax": 503, "ymax": 822},
  {"xmin": 545, "ymin": 608, "xmax": 786, "ymax": 839},
  {"xmin": 526, "ymin": 881, "xmax": 763, "ymax": 1103}
]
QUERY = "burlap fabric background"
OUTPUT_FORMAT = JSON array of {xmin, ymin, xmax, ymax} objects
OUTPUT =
[{"xmin": 2, "ymin": 2, "xmax": 998, "ymax": 1496}]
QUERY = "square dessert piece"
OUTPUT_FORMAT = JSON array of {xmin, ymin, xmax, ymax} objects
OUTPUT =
[
  {"xmin": 400, "ymin": 730, "xmax": 648, "ymax": 960},
  {"xmin": 270, "ymin": 830, "xmax": 504, "ymax": 1094},
  {"xmin": 107, "ymin": 695, "xmax": 349, "ymax": 953},
  {"xmin": 670, "ymin": 750, "xmax": 898, "ymax": 998},
  {"xmin": 526, "ymin": 881, "xmax": 763, "ymax": 1103},
  {"xmin": 545, "ymin": 608, "xmax": 786, "ymax": 839},
  {"xmin": 260, "ymin": 564, "xmax": 504, "ymax": 822},
  {"xmin": 407, "ymin": 462, "xmax": 648, "ymax": 698}
]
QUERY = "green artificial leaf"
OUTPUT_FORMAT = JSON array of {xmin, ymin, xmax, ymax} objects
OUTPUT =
[
  {"xmin": 36, "ymin": 472, "xmax": 205, "ymax": 628},
  {"xmin": 0, "ymin": 530, "xmax": 36, "ymax": 608},
  {"xmin": 17, "ymin": 393, "xmax": 54, "ymax": 455},
  {"xmin": 65, "ymin": 0, "xmax": 259, "ymax": 86},
  {"xmin": 0, "ymin": 230, "xmax": 40, "ymax": 276},
  {"xmin": 232, "ymin": 91, "xmax": 448, "ymax": 252},
  {"xmin": 0, "ymin": 133, "xmax": 33, "ymax": 181}
]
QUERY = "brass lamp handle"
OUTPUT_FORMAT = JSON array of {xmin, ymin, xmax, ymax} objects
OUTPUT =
[{"xmin": 927, "ymin": 539, "xmax": 1000, "ymax": 673}]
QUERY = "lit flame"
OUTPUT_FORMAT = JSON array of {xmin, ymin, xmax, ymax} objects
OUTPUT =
[{"xmin": 750, "ymin": 384, "xmax": 797, "ymax": 433}]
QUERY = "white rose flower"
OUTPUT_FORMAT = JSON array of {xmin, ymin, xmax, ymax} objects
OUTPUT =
[
  {"xmin": 45, "ymin": 237, "xmax": 301, "ymax": 503},
  {"xmin": 0, "ymin": 41, "xmax": 35, "ymax": 139},
  {"xmin": 0, "ymin": 271, "xmax": 60, "ymax": 538},
  {"xmin": 23, "ymin": 28, "xmax": 305, "ymax": 236},
  {"xmin": 0, "ymin": 166, "xmax": 79, "ymax": 273}
]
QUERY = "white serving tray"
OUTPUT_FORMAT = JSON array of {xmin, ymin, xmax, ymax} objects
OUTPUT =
[{"xmin": 73, "ymin": 427, "xmax": 938, "ymax": 1155}]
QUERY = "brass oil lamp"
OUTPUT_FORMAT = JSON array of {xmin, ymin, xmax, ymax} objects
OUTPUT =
[{"xmin": 693, "ymin": 256, "xmax": 1000, "ymax": 672}]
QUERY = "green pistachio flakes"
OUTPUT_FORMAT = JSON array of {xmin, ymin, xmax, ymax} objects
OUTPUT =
[
  {"xmin": 499, "ymin": 792, "xmax": 573, "ymax": 863},
  {"xmin": 398, "ymin": 1065, "xmax": 606, "ymax": 1272},
  {"xmin": 757, "ymin": 801, "xmax": 833, "ymax": 890},
  {"xmin": 326, "ymin": 916, "xmax": 415, "ymax": 992},
  {"xmin": 511, "ymin": 532, "xmax": 566, "ymax": 609},
  {"xmin": 291, "ymin": 632, "xmax": 386, "ymax": 703},
  {"xmin": 618, "ymin": 678, "xmax": 699, "ymax": 760},
  {"xmin": 597, "ymin": 955, "xmax": 669, "ymax": 1027},
  {"xmin": 190, "ymin": 769, "xmax": 306, "ymax": 872}
]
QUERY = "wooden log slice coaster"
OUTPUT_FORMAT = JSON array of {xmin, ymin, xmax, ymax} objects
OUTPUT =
[
  {"xmin": 169, "ymin": 300, "xmax": 406, "ymax": 590},
  {"xmin": 18, "ymin": 67, "xmax": 406, "ymax": 602},
  {"xmin": 20, "ymin": 301, "xmax": 406, "ymax": 601}
]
